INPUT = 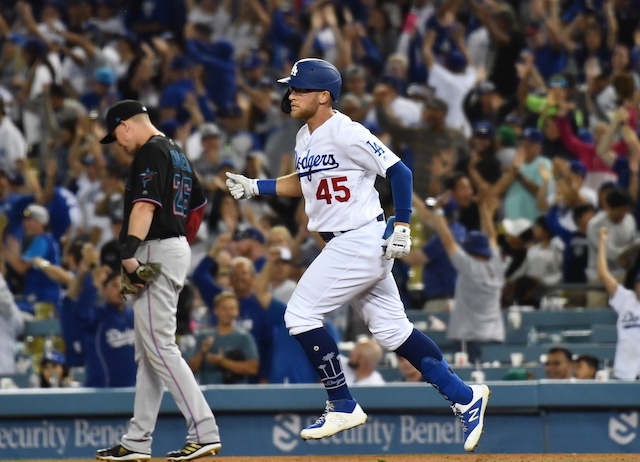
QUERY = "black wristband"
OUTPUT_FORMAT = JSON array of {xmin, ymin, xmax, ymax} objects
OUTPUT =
[{"xmin": 121, "ymin": 235, "xmax": 142, "ymax": 260}]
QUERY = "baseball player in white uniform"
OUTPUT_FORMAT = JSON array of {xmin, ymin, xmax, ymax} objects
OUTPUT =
[{"xmin": 226, "ymin": 58, "xmax": 490, "ymax": 452}]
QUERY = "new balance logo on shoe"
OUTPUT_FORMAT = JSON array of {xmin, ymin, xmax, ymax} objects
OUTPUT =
[
  {"xmin": 328, "ymin": 415, "xmax": 347, "ymax": 425},
  {"xmin": 451, "ymin": 384, "xmax": 491, "ymax": 452}
]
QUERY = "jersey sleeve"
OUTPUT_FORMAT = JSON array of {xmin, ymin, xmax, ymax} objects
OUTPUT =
[
  {"xmin": 188, "ymin": 168, "xmax": 207, "ymax": 211},
  {"xmin": 609, "ymin": 284, "xmax": 634, "ymax": 315},
  {"xmin": 450, "ymin": 247, "xmax": 473, "ymax": 272},
  {"xmin": 131, "ymin": 144, "xmax": 168, "ymax": 208},
  {"xmin": 345, "ymin": 122, "xmax": 400, "ymax": 177}
]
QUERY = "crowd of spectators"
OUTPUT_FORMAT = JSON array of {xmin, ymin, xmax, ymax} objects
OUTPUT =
[{"xmin": 1, "ymin": 0, "xmax": 640, "ymax": 386}]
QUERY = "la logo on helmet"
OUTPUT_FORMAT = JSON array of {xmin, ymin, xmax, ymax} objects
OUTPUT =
[{"xmin": 291, "ymin": 63, "xmax": 298, "ymax": 76}]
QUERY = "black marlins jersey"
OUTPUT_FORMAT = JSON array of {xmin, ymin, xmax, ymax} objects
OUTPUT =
[{"xmin": 120, "ymin": 136, "xmax": 207, "ymax": 242}]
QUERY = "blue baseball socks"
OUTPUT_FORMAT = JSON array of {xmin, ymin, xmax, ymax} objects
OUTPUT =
[
  {"xmin": 395, "ymin": 328, "xmax": 472, "ymax": 405},
  {"xmin": 295, "ymin": 328, "xmax": 369, "ymax": 439},
  {"xmin": 294, "ymin": 327, "xmax": 353, "ymax": 401}
]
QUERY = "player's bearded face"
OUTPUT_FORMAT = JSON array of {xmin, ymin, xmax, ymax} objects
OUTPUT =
[{"xmin": 290, "ymin": 93, "xmax": 320, "ymax": 120}]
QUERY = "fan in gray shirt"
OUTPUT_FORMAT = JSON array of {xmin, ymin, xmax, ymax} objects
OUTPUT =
[{"xmin": 423, "ymin": 192, "xmax": 505, "ymax": 364}]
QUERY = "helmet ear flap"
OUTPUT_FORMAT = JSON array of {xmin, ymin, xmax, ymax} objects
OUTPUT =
[{"xmin": 280, "ymin": 89, "xmax": 292, "ymax": 114}]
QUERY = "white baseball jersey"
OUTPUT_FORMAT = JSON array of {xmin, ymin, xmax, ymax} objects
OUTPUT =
[
  {"xmin": 608, "ymin": 285, "xmax": 640, "ymax": 380},
  {"xmin": 294, "ymin": 111, "xmax": 399, "ymax": 232}
]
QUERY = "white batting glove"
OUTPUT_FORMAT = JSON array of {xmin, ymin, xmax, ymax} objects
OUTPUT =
[
  {"xmin": 383, "ymin": 225, "xmax": 412, "ymax": 259},
  {"xmin": 225, "ymin": 172, "xmax": 259, "ymax": 200}
]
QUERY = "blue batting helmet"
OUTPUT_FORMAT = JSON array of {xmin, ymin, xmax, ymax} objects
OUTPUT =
[{"xmin": 277, "ymin": 58, "xmax": 342, "ymax": 114}]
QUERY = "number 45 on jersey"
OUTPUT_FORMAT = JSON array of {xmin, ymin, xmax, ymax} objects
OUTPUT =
[{"xmin": 316, "ymin": 176, "xmax": 351, "ymax": 204}]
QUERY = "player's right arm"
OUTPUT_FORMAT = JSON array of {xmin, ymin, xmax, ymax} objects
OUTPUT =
[
  {"xmin": 225, "ymin": 171, "xmax": 302, "ymax": 199},
  {"xmin": 275, "ymin": 172, "xmax": 302, "ymax": 197}
]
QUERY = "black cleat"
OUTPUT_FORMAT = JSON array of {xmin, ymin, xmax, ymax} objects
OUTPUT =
[
  {"xmin": 166, "ymin": 442, "xmax": 221, "ymax": 461},
  {"xmin": 96, "ymin": 444, "xmax": 150, "ymax": 461}
]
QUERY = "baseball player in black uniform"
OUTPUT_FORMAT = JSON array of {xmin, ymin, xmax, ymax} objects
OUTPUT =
[{"xmin": 95, "ymin": 100, "xmax": 221, "ymax": 461}]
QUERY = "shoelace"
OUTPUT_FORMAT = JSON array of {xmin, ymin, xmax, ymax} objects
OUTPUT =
[
  {"xmin": 451, "ymin": 405, "xmax": 468, "ymax": 432},
  {"xmin": 314, "ymin": 401, "xmax": 335, "ymax": 425}
]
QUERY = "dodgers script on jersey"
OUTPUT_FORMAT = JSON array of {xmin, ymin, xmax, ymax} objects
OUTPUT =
[{"xmin": 295, "ymin": 111, "xmax": 400, "ymax": 232}]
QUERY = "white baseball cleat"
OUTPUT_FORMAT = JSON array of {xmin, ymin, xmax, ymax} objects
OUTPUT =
[
  {"xmin": 451, "ymin": 384, "xmax": 491, "ymax": 452},
  {"xmin": 301, "ymin": 399, "xmax": 368, "ymax": 440}
]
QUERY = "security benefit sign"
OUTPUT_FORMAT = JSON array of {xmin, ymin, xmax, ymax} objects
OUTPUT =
[
  {"xmin": 4, "ymin": 411, "xmax": 638, "ymax": 457},
  {"xmin": 547, "ymin": 411, "xmax": 640, "ymax": 453},
  {"xmin": 0, "ymin": 419, "xmax": 128, "ymax": 459},
  {"xmin": 261, "ymin": 413, "xmax": 542, "ymax": 455},
  {"xmin": 0, "ymin": 418, "xmax": 199, "ymax": 459},
  {"xmin": 0, "ymin": 413, "xmax": 540, "ymax": 458}
]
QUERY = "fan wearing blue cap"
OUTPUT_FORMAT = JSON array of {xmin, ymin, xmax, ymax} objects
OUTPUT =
[
  {"xmin": 468, "ymin": 121, "xmax": 502, "ymax": 186},
  {"xmin": 40, "ymin": 350, "xmax": 67, "ymax": 387},
  {"xmin": 80, "ymin": 66, "xmax": 118, "ymax": 116},
  {"xmin": 565, "ymin": 159, "xmax": 598, "ymax": 207},
  {"xmin": 239, "ymin": 51, "xmax": 266, "ymax": 88},
  {"xmin": 546, "ymin": 201, "xmax": 595, "ymax": 285},
  {"xmin": 464, "ymin": 80, "xmax": 503, "ymax": 128},
  {"xmin": 233, "ymin": 227, "xmax": 267, "ymax": 272},
  {"xmin": 424, "ymin": 25, "xmax": 476, "ymax": 137},
  {"xmin": 426, "ymin": 194, "xmax": 505, "ymax": 365}
]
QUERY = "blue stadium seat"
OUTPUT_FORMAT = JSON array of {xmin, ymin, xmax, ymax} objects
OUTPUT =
[{"xmin": 590, "ymin": 324, "xmax": 617, "ymax": 343}]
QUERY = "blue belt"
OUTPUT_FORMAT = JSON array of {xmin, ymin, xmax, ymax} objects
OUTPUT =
[{"xmin": 318, "ymin": 213, "xmax": 384, "ymax": 243}]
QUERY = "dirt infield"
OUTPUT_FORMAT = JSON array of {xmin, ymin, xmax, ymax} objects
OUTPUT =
[
  {"xmin": 210, "ymin": 456, "xmax": 640, "ymax": 462},
  {"xmin": 41, "ymin": 455, "xmax": 640, "ymax": 462}
]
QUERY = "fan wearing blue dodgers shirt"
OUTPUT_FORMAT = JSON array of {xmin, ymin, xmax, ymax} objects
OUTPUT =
[
  {"xmin": 82, "ymin": 271, "xmax": 137, "ymax": 388},
  {"xmin": 226, "ymin": 58, "xmax": 491, "ymax": 452},
  {"xmin": 96, "ymin": 100, "xmax": 220, "ymax": 462},
  {"xmin": 3, "ymin": 204, "xmax": 61, "ymax": 315}
]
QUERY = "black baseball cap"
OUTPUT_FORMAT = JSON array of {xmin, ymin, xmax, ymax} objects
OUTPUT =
[{"xmin": 100, "ymin": 99, "xmax": 148, "ymax": 144}]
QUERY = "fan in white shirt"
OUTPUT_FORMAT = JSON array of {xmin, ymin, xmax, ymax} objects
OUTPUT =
[
  {"xmin": 424, "ymin": 28, "xmax": 478, "ymax": 137},
  {"xmin": 0, "ymin": 99, "xmax": 27, "ymax": 177},
  {"xmin": 597, "ymin": 228, "xmax": 640, "ymax": 381},
  {"xmin": 364, "ymin": 74, "xmax": 422, "ymax": 127}
]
